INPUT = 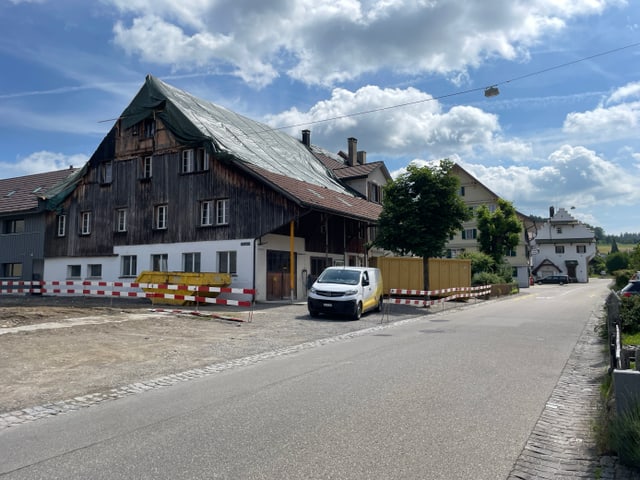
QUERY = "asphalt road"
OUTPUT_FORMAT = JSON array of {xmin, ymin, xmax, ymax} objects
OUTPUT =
[{"xmin": 0, "ymin": 280, "xmax": 610, "ymax": 479}]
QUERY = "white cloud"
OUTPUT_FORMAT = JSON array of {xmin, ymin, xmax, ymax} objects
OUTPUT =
[
  {"xmin": 105, "ymin": 0, "xmax": 621, "ymax": 87},
  {"xmin": 0, "ymin": 151, "xmax": 88, "ymax": 179},
  {"xmin": 266, "ymin": 84, "xmax": 531, "ymax": 161},
  {"xmin": 606, "ymin": 81, "xmax": 640, "ymax": 105},
  {"xmin": 459, "ymin": 144, "xmax": 637, "ymax": 219}
]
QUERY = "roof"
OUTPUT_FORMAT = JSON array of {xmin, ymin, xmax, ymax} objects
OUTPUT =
[
  {"xmin": 0, "ymin": 168, "xmax": 80, "ymax": 215},
  {"xmin": 311, "ymin": 146, "xmax": 391, "ymax": 181},
  {"xmin": 120, "ymin": 75, "xmax": 353, "ymax": 197},
  {"xmin": 244, "ymin": 164, "xmax": 382, "ymax": 222}
]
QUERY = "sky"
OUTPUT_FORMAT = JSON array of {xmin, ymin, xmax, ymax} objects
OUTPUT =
[{"xmin": 0, "ymin": 0, "xmax": 639, "ymax": 235}]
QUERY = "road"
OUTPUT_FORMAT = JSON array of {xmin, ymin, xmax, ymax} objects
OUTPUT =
[{"xmin": 0, "ymin": 280, "xmax": 609, "ymax": 479}]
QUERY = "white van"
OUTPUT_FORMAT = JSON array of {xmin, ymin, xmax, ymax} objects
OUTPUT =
[{"xmin": 307, "ymin": 266, "xmax": 383, "ymax": 320}]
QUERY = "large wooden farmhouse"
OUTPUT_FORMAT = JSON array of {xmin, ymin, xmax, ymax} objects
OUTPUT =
[{"xmin": 42, "ymin": 75, "xmax": 383, "ymax": 302}]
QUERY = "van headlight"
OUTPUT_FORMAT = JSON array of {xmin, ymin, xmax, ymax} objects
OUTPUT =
[
  {"xmin": 345, "ymin": 289, "xmax": 358, "ymax": 296},
  {"xmin": 309, "ymin": 287, "xmax": 317, "ymax": 294}
]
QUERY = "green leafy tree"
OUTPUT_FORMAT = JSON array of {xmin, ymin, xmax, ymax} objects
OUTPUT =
[
  {"xmin": 476, "ymin": 199, "xmax": 523, "ymax": 267},
  {"xmin": 611, "ymin": 238, "xmax": 619, "ymax": 253},
  {"xmin": 628, "ymin": 243, "xmax": 640, "ymax": 271},
  {"xmin": 458, "ymin": 251, "xmax": 495, "ymax": 276},
  {"xmin": 375, "ymin": 160, "xmax": 471, "ymax": 289},
  {"xmin": 606, "ymin": 251, "xmax": 629, "ymax": 273}
]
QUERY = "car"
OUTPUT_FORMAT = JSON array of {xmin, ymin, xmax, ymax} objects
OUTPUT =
[
  {"xmin": 536, "ymin": 274, "xmax": 570, "ymax": 285},
  {"xmin": 620, "ymin": 280, "xmax": 640, "ymax": 297},
  {"xmin": 307, "ymin": 266, "xmax": 384, "ymax": 320}
]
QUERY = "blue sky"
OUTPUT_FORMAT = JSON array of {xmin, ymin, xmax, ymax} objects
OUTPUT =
[{"xmin": 1, "ymin": 0, "xmax": 639, "ymax": 235}]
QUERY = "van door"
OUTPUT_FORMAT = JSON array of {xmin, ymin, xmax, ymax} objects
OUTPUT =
[{"xmin": 361, "ymin": 270, "xmax": 377, "ymax": 312}]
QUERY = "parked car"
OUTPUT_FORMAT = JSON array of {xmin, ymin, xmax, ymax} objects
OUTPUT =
[
  {"xmin": 620, "ymin": 280, "xmax": 640, "ymax": 297},
  {"xmin": 536, "ymin": 274, "xmax": 570, "ymax": 285},
  {"xmin": 307, "ymin": 266, "xmax": 383, "ymax": 320}
]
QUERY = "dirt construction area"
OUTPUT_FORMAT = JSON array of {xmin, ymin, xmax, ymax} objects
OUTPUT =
[{"xmin": 0, "ymin": 294, "xmax": 450, "ymax": 414}]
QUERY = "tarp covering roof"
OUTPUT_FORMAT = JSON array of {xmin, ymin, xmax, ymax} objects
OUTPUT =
[{"xmin": 120, "ymin": 75, "xmax": 353, "ymax": 196}]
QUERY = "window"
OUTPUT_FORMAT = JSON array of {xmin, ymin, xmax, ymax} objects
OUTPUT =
[
  {"xmin": 100, "ymin": 162, "xmax": 113, "ymax": 184},
  {"xmin": 151, "ymin": 254, "xmax": 168, "ymax": 272},
  {"xmin": 216, "ymin": 199, "xmax": 229, "ymax": 225},
  {"xmin": 181, "ymin": 149, "xmax": 194, "ymax": 173},
  {"xmin": 142, "ymin": 156, "xmax": 152, "ymax": 179},
  {"xmin": 5, "ymin": 219, "xmax": 25, "ymax": 233},
  {"xmin": 121, "ymin": 255, "xmax": 137, "ymax": 277},
  {"xmin": 67, "ymin": 265, "xmax": 81, "ymax": 278},
  {"xmin": 507, "ymin": 248, "xmax": 517, "ymax": 257},
  {"xmin": 460, "ymin": 186, "xmax": 465, "ymax": 196},
  {"xmin": 577, "ymin": 245, "xmax": 586, "ymax": 254},
  {"xmin": 88, "ymin": 264, "xmax": 102, "ymax": 278},
  {"xmin": 143, "ymin": 119, "xmax": 155, "ymax": 138},
  {"xmin": 218, "ymin": 251, "xmax": 237, "ymax": 274},
  {"xmin": 555, "ymin": 245, "xmax": 565, "ymax": 254},
  {"xmin": 116, "ymin": 208, "xmax": 127, "ymax": 232},
  {"xmin": 80, "ymin": 211, "xmax": 91, "ymax": 235},
  {"xmin": 3, "ymin": 263, "xmax": 22, "ymax": 277},
  {"xmin": 57, "ymin": 215, "xmax": 66, "ymax": 237},
  {"xmin": 181, "ymin": 148, "xmax": 209, "ymax": 173},
  {"xmin": 183, "ymin": 252, "xmax": 201, "ymax": 273},
  {"xmin": 461, "ymin": 228, "xmax": 477, "ymax": 240},
  {"xmin": 556, "ymin": 227, "xmax": 563, "ymax": 234},
  {"xmin": 154, "ymin": 204, "xmax": 168, "ymax": 230},
  {"xmin": 367, "ymin": 182, "xmax": 383, "ymax": 203},
  {"xmin": 201, "ymin": 200, "xmax": 213, "ymax": 226}
]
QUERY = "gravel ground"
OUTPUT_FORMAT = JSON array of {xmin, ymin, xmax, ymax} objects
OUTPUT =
[{"xmin": 0, "ymin": 294, "xmax": 465, "ymax": 413}]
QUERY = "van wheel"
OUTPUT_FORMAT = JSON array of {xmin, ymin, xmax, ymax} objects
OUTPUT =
[
  {"xmin": 376, "ymin": 296, "xmax": 383, "ymax": 313},
  {"xmin": 352, "ymin": 302, "xmax": 362, "ymax": 320}
]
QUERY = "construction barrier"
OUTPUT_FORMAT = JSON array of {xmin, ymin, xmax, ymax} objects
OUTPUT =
[
  {"xmin": 0, "ymin": 280, "xmax": 255, "ymax": 308},
  {"xmin": 383, "ymin": 285, "xmax": 491, "ymax": 321}
]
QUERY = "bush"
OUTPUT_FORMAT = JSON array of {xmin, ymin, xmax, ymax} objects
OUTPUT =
[
  {"xmin": 613, "ymin": 269, "xmax": 636, "ymax": 290},
  {"xmin": 619, "ymin": 296, "xmax": 640, "ymax": 334},
  {"xmin": 472, "ymin": 271, "xmax": 503, "ymax": 286},
  {"xmin": 609, "ymin": 396, "xmax": 640, "ymax": 468}
]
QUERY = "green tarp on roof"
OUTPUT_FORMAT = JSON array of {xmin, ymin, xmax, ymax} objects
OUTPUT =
[{"xmin": 121, "ymin": 75, "xmax": 352, "ymax": 195}]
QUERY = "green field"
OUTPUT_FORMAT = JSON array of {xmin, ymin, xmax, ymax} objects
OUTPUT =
[{"xmin": 597, "ymin": 243, "xmax": 636, "ymax": 254}]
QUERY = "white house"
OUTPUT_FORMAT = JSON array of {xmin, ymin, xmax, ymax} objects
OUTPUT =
[{"xmin": 530, "ymin": 207, "xmax": 596, "ymax": 283}]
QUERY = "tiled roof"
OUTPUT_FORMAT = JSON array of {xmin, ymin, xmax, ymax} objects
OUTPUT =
[
  {"xmin": 0, "ymin": 168, "xmax": 79, "ymax": 215},
  {"xmin": 245, "ymin": 164, "xmax": 382, "ymax": 222},
  {"xmin": 311, "ymin": 148, "xmax": 389, "ymax": 180}
]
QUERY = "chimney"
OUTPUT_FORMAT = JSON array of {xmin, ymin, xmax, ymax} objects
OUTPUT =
[
  {"xmin": 357, "ymin": 151, "xmax": 366, "ymax": 165},
  {"xmin": 348, "ymin": 137, "xmax": 357, "ymax": 166},
  {"xmin": 301, "ymin": 129, "xmax": 311, "ymax": 147}
]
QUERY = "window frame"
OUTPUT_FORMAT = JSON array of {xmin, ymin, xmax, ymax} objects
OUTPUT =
[
  {"xmin": 151, "ymin": 253, "xmax": 168, "ymax": 272},
  {"xmin": 154, "ymin": 204, "xmax": 168, "ymax": 230},
  {"xmin": 88, "ymin": 264, "xmax": 102, "ymax": 278},
  {"xmin": 80, "ymin": 211, "xmax": 91, "ymax": 235},
  {"xmin": 216, "ymin": 198, "xmax": 229, "ymax": 226},
  {"xmin": 3, "ymin": 262, "xmax": 22, "ymax": 278},
  {"xmin": 116, "ymin": 208, "xmax": 127, "ymax": 233},
  {"xmin": 56, "ymin": 214, "xmax": 66, "ymax": 237},
  {"xmin": 67, "ymin": 264, "xmax": 81, "ymax": 279},
  {"xmin": 217, "ymin": 250, "xmax": 237, "ymax": 275},
  {"xmin": 121, "ymin": 255, "xmax": 137, "ymax": 277},
  {"xmin": 555, "ymin": 245, "xmax": 565, "ymax": 254},
  {"xmin": 142, "ymin": 156, "xmax": 153, "ymax": 179},
  {"xmin": 200, "ymin": 200, "xmax": 213, "ymax": 226},
  {"xmin": 183, "ymin": 252, "xmax": 201, "ymax": 273}
]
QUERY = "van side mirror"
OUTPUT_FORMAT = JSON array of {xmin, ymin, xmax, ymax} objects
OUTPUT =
[{"xmin": 362, "ymin": 278, "xmax": 369, "ymax": 286}]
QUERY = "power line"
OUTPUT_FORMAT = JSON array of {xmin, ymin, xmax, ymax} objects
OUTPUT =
[{"xmin": 266, "ymin": 41, "xmax": 640, "ymax": 133}]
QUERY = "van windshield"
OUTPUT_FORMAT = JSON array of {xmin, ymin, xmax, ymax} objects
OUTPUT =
[{"xmin": 317, "ymin": 269, "xmax": 361, "ymax": 285}]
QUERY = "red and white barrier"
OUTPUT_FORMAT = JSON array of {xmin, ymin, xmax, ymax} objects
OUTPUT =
[
  {"xmin": 0, "ymin": 279, "xmax": 255, "ymax": 308},
  {"xmin": 388, "ymin": 285, "xmax": 491, "ymax": 307}
]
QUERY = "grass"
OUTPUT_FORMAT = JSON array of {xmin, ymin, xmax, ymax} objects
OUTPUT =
[
  {"xmin": 597, "ymin": 243, "xmax": 636, "ymax": 254},
  {"xmin": 609, "ymin": 396, "xmax": 640, "ymax": 468},
  {"xmin": 623, "ymin": 332, "xmax": 640, "ymax": 345}
]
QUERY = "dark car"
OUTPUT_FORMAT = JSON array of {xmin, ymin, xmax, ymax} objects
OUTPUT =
[
  {"xmin": 536, "ymin": 274, "xmax": 570, "ymax": 285},
  {"xmin": 620, "ymin": 280, "xmax": 640, "ymax": 297}
]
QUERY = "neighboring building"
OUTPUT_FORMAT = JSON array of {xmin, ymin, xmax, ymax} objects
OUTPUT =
[
  {"xmin": 0, "ymin": 168, "xmax": 79, "ymax": 283},
  {"xmin": 307, "ymin": 133, "xmax": 391, "ymax": 205},
  {"xmin": 530, "ymin": 207, "xmax": 596, "ymax": 283},
  {"xmin": 446, "ymin": 163, "xmax": 534, "ymax": 288},
  {"xmin": 42, "ymin": 75, "xmax": 382, "ymax": 302}
]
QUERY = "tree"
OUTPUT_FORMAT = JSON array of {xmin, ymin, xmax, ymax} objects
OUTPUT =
[
  {"xmin": 611, "ymin": 238, "xmax": 619, "ymax": 253},
  {"xmin": 476, "ymin": 198, "xmax": 523, "ymax": 267},
  {"xmin": 375, "ymin": 160, "xmax": 471, "ymax": 289}
]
